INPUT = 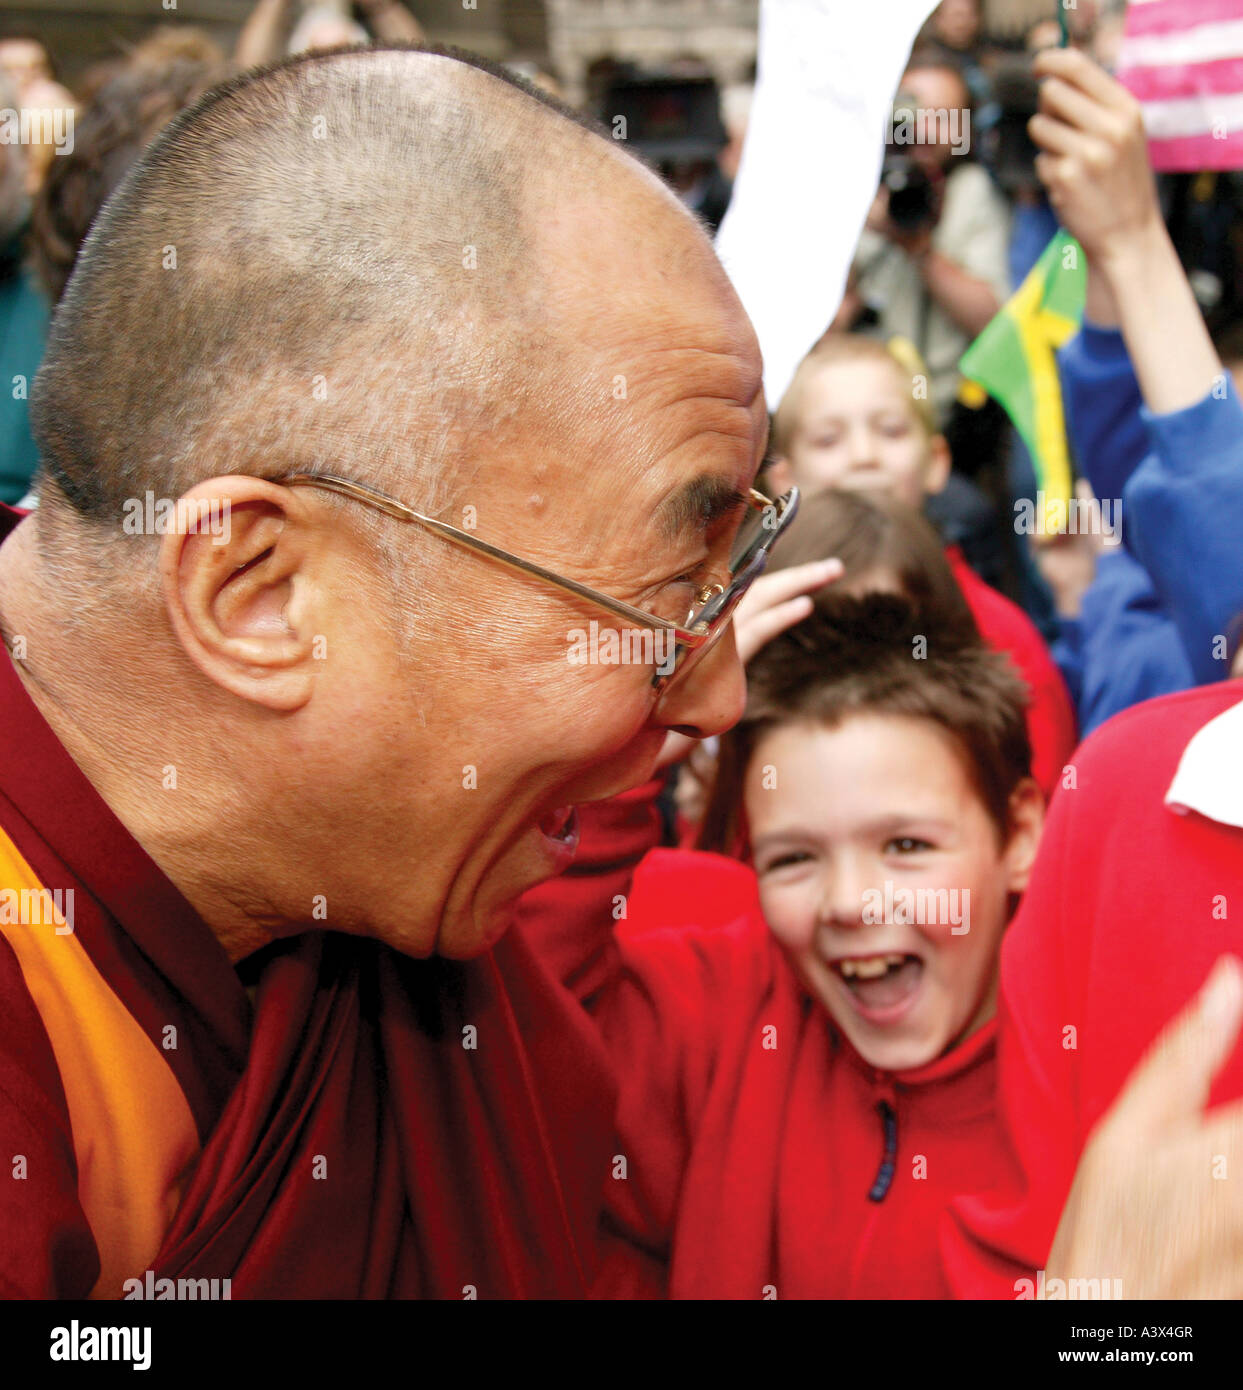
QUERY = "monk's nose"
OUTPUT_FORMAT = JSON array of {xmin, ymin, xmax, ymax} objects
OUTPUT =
[{"xmin": 655, "ymin": 625, "xmax": 747, "ymax": 741}]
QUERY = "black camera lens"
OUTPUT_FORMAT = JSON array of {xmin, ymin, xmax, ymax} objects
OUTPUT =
[{"xmin": 883, "ymin": 162, "xmax": 935, "ymax": 233}]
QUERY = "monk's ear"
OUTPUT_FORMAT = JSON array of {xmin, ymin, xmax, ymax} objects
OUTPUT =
[{"xmin": 159, "ymin": 476, "xmax": 321, "ymax": 711}]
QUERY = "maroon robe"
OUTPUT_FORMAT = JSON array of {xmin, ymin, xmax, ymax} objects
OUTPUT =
[{"xmin": 0, "ymin": 503, "xmax": 615, "ymax": 1299}]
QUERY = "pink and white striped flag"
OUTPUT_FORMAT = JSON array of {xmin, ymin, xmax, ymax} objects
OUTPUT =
[{"xmin": 1116, "ymin": 0, "xmax": 1243, "ymax": 172}]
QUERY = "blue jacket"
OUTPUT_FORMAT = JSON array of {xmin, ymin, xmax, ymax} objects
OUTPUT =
[{"xmin": 1054, "ymin": 323, "xmax": 1243, "ymax": 731}]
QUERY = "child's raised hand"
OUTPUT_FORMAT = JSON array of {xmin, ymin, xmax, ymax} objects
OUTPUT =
[
  {"xmin": 1029, "ymin": 47, "xmax": 1161, "ymax": 269},
  {"xmin": 1030, "ymin": 47, "xmax": 1221, "ymax": 415},
  {"xmin": 1030, "ymin": 480, "xmax": 1110, "ymax": 619},
  {"xmin": 733, "ymin": 558, "xmax": 843, "ymax": 664},
  {"xmin": 1045, "ymin": 955, "xmax": 1243, "ymax": 1297}
]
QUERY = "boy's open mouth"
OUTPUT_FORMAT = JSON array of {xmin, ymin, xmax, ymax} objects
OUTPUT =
[{"xmin": 830, "ymin": 952, "xmax": 924, "ymax": 1017}]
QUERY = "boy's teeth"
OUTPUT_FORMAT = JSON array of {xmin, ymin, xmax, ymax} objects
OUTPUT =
[{"xmin": 839, "ymin": 953, "xmax": 908, "ymax": 979}]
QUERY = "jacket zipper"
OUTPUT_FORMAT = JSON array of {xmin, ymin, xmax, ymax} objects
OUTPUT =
[{"xmin": 867, "ymin": 1098, "xmax": 898, "ymax": 1202}]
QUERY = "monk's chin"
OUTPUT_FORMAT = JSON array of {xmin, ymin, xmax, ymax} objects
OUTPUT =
[
  {"xmin": 436, "ymin": 811, "xmax": 582, "ymax": 960},
  {"xmin": 437, "ymin": 904, "xmax": 516, "ymax": 961}
]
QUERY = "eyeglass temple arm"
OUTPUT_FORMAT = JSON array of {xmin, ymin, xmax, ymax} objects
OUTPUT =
[{"xmin": 279, "ymin": 472, "xmax": 707, "ymax": 640}]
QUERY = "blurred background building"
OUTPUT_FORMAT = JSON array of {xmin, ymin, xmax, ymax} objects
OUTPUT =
[{"xmin": 2, "ymin": 0, "xmax": 1071, "ymax": 88}]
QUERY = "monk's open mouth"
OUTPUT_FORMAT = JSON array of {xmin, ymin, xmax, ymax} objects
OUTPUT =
[
  {"xmin": 830, "ymin": 952, "xmax": 924, "ymax": 1018},
  {"xmin": 538, "ymin": 805, "xmax": 580, "ymax": 851}
]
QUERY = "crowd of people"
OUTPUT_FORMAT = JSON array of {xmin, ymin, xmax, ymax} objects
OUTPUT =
[{"xmin": 2, "ymin": 0, "xmax": 1243, "ymax": 1307}]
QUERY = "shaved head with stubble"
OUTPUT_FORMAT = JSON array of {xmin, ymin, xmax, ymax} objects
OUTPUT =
[{"xmin": 0, "ymin": 44, "xmax": 765, "ymax": 964}]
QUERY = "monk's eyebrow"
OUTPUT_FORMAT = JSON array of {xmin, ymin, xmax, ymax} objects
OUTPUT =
[{"xmin": 655, "ymin": 474, "xmax": 749, "ymax": 543}]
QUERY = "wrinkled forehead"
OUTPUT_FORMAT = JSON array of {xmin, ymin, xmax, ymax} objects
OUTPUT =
[
  {"xmin": 530, "ymin": 135, "xmax": 752, "ymax": 334},
  {"xmin": 516, "ymin": 196, "xmax": 760, "ymax": 487}
]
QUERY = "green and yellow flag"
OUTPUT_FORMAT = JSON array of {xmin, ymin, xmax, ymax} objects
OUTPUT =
[{"xmin": 958, "ymin": 231, "xmax": 1085, "ymax": 536}]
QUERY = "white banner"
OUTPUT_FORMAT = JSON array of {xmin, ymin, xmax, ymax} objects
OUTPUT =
[{"xmin": 715, "ymin": 0, "xmax": 940, "ymax": 410}]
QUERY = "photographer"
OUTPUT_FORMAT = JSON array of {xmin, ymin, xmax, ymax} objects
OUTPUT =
[{"xmin": 843, "ymin": 47, "xmax": 1010, "ymax": 426}]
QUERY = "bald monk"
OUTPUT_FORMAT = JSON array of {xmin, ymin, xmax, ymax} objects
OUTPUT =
[
  {"xmin": 8, "ymin": 39, "xmax": 1238, "ymax": 1306},
  {"xmin": 0, "ymin": 44, "xmax": 767, "ymax": 1298}
]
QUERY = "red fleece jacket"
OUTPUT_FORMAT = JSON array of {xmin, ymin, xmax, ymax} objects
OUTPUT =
[
  {"xmin": 942, "ymin": 680, "xmax": 1243, "ymax": 1297},
  {"xmin": 946, "ymin": 546, "xmax": 1077, "ymax": 802},
  {"xmin": 523, "ymin": 844, "xmax": 1008, "ymax": 1299}
]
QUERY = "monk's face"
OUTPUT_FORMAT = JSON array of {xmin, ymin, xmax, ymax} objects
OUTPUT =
[{"xmin": 320, "ymin": 185, "xmax": 763, "ymax": 958}]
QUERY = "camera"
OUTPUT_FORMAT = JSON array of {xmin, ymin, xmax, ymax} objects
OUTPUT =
[{"xmin": 881, "ymin": 93, "xmax": 938, "ymax": 234}]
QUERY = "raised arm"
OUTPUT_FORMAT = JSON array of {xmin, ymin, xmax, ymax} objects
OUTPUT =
[
  {"xmin": 1032, "ymin": 47, "xmax": 1243, "ymax": 686},
  {"xmin": 1032, "ymin": 47, "xmax": 1220, "ymax": 413},
  {"xmin": 234, "ymin": 0, "xmax": 297, "ymax": 71},
  {"xmin": 356, "ymin": 0, "xmax": 425, "ymax": 44}
]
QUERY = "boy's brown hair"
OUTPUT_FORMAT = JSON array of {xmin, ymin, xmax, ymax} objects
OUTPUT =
[
  {"xmin": 698, "ymin": 593, "xmax": 1033, "ymax": 856},
  {"xmin": 768, "ymin": 487, "xmax": 976, "ymax": 638}
]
